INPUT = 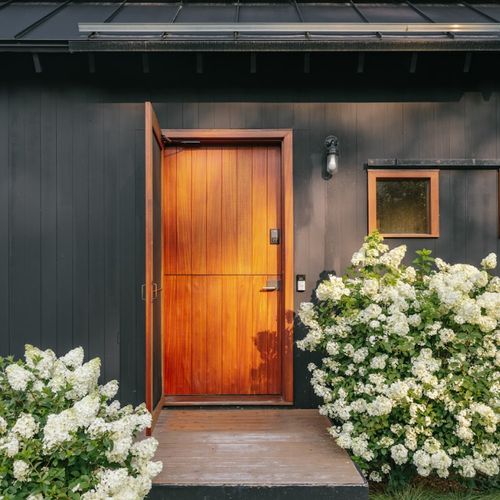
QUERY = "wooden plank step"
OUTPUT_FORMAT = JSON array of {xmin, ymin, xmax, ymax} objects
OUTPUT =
[{"xmin": 149, "ymin": 408, "xmax": 368, "ymax": 500}]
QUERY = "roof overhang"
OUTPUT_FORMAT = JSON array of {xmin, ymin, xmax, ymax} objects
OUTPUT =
[
  {"xmin": 67, "ymin": 22, "xmax": 500, "ymax": 52},
  {"xmin": 3, "ymin": 2, "xmax": 500, "ymax": 54}
]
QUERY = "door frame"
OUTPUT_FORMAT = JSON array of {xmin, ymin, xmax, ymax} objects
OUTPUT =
[{"xmin": 161, "ymin": 129, "xmax": 294, "ymax": 404}]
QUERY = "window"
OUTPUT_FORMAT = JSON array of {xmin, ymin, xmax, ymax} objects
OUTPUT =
[{"xmin": 368, "ymin": 170, "xmax": 439, "ymax": 238}]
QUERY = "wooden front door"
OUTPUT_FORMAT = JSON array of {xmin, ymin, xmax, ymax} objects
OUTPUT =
[{"xmin": 163, "ymin": 144, "xmax": 283, "ymax": 397}]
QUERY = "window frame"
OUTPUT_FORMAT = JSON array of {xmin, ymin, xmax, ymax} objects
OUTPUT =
[{"xmin": 367, "ymin": 169, "xmax": 440, "ymax": 238}]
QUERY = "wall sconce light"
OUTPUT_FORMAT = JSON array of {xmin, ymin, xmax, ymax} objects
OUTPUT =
[{"xmin": 324, "ymin": 135, "xmax": 339, "ymax": 178}]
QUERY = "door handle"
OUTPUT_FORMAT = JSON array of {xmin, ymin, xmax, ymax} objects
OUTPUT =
[
  {"xmin": 152, "ymin": 282, "xmax": 162, "ymax": 300},
  {"xmin": 262, "ymin": 279, "xmax": 280, "ymax": 291}
]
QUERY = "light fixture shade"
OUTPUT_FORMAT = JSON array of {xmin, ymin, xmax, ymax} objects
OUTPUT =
[
  {"xmin": 324, "ymin": 135, "xmax": 339, "ymax": 178},
  {"xmin": 326, "ymin": 153, "xmax": 338, "ymax": 175}
]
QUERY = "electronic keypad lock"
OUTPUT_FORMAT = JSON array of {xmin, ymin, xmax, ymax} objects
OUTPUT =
[{"xmin": 270, "ymin": 228, "xmax": 280, "ymax": 245}]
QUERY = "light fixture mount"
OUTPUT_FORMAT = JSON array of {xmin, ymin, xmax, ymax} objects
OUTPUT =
[{"xmin": 325, "ymin": 135, "xmax": 339, "ymax": 156}]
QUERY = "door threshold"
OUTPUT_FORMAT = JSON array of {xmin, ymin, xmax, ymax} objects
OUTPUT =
[{"xmin": 163, "ymin": 395, "xmax": 293, "ymax": 406}]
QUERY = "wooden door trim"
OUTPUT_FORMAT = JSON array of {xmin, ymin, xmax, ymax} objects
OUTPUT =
[
  {"xmin": 162, "ymin": 129, "xmax": 294, "ymax": 404},
  {"xmin": 145, "ymin": 102, "xmax": 154, "ymax": 420},
  {"xmin": 145, "ymin": 102, "xmax": 165, "ymax": 434},
  {"xmin": 163, "ymin": 129, "xmax": 290, "ymax": 142}
]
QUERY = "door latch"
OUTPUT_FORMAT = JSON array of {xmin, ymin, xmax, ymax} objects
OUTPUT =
[{"xmin": 152, "ymin": 282, "xmax": 162, "ymax": 300}]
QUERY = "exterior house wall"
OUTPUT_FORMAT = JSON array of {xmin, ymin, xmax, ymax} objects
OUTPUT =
[{"xmin": 0, "ymin": 54, "xmax": 499, "ymax": 407}]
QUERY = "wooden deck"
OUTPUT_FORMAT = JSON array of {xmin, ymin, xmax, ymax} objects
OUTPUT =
[{"xmin": 149, "ymin": 408, "xmax": 368, "ymax": 500}]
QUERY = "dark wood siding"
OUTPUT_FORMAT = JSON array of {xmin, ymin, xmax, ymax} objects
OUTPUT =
[
  {"xmin": 0, "ymin": 53, "xmax": 499, "ymax": 407},
  {"xmin": 0, "ymin": 82, "xmax": 145, "ymax": 405}
]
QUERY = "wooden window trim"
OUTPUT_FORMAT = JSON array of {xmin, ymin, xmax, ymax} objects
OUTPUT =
[
  {"xmin": 161, "ymin": 128, "xmax": 294, "ymax": 404},
  {"xmin": 368, "ymin": 169, "xmax": 440, "ymax": 238}
]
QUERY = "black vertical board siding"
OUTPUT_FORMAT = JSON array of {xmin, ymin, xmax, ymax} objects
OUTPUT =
[
  {"xmin": 446, "ymin": 100, "xmax": 468, "ymax": 264},
  {"xmin": 88, "ymin": 99, "xmax": 106, "ymax": 364},
  {"xmin": 214, "ymin": 102, "xmax": 231, "ymax": 129},
  {"xmin": 433, "ymin": 102, "xmax": 452, "ymax": 159},
  {"xmin": 353, "ymin": 103, "xmax": 369, "ymax": 255},
  {"xmin": 277, "ymin": 103, "xmax": 293, "ymax": 130},
  {"xmin": 103, "ymin": 103, "xmax": 120, "ymax": 384},
  {"xmin": 166, "ymin": 102, "xmax": 183, "ymax": 129},
  {"xmin": 26, "ymin": 85, "xmax": 42, "ymax": 348},
  {"xmin": 1, "ymin": 69, "xmax": 500, "ymax": 408},
  {"xmin": 198, "ymin": 102, "xmax": 216, "ymax": 129},
  {"xmin": 467, "ymin": 93, "xmax": 497, "ymax": 159},
  {"xmin": 325, "ymin": 103, "xmax": 357, "ymax": 274},
  {"xmin": 119, "ymin": 103, "xmax": 141, "ymax": 404},
  {"xmin": 355, "ymin": 103, "xmax": 376, "ymax": 252},
  {"xmin": 182, "ymin": 102, "xmax": 199, "ymax": 129},
  {"xmin": 56, "ymin": 87, "xmax": 74, "ymax": 355},
  {"xmin": 8, "ymin": 84, "xmax": 24, "ymax": 356},
  {"xmin": 73, "ymin": 91, "xmax": 90, "ymax": 355},
  {"xmin": 9, "ymin": 84, "xmax": 42, "ymax": 355},
  {"xmin": 451, "ymin": 170, "xmax": 468, "ymax": 264},
  {"xmin": 465, "ymin": 93, "xmax": 498, "ymax": 264},
  {"xmin": 466, "ymin": 170, "xmax": 498, "ymax": 263},
  {"xmin": 229, "ymin": 102, "xmax": 246, "ymax": 129},
  {"xmin": 135, "ymin": 127, "xmax": 146, "ymax": 407},
  {"xmin": 244, "ymin": 101, "xmax": 263, "ymax": 129},
  {"xmin": 292, "ymin": 105, "xmax": 321, "ymax": 408},
  {"xmin": 494, "ymin": 95, "xmax": 500, "ymax": 260},
  {"xmin": 0, "ymin": 85, "xmax": 8, "ymax": 355},
  {"xmin": 437, "ymin": 170, "xmax": 454, "ymax": 262},
  {"xmin": 324, "ymin": 103, "xmax": 342, "ymax": 273},
  {"xmin": 308, "ymin": 102, "xmax": 326, "ymax": 274},
  {"xmin": 0, "ymin": 85, "xmax": 10, "ymax": 355},
  {"xmin": 261, "ymin": 103, "xmax": 280, "ymax": 129},
  {"xmin": 398, "ymin": 102, "xmax": 436, "ymax": 258},
  {"xmin": 40, "ymin": 86, "xmax": 58, "ymax": 351}
]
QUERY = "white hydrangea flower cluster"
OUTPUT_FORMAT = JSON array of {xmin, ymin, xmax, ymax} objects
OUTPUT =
[
  {"xmin": 298, "ymin": 232, "xmax": 499, "ymax": 482},
  {"xmin": 0, "ymin": 345, "xmax": 162, "ymax": 498}
]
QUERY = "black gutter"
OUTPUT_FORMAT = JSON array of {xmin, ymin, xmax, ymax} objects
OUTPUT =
[
  {"xmin": 2, "ymin": 37, "xmax": 500, "ymax": 53},
  {"xmin": 64, "ymin": 38, "xmax": 500, "ymax": 52},
  {"xmin": 0, "ymin": 42, "xmax": 70, "ymax": 52}
]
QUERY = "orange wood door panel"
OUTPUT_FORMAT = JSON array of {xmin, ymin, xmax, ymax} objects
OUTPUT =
[
  {"xmin": 163, "ymin": 145, "xmax": 282, "ymax": 396},
  {"xmin": 164, "ymin": 275, "xmax": 281, "ymax": 395}
]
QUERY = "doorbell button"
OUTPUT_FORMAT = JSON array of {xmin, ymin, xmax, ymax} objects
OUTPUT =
[{"xmin": 296, "ymin": 274, "xmax": 306, "ymax": 292}]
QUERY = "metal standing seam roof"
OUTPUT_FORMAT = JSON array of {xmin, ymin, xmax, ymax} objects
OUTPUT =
[{"xmin": 1, "ymin": 2, "xmax": 500, "ymax": 52}]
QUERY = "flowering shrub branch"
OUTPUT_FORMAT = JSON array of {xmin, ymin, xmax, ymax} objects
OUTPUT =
[
  {"xmin": 298, "ymin": 232, "xmax": 499, "ymax": 484},
  {"xmin": 0, "ymin": 346, "xmax": 162, "ymax": 499}
]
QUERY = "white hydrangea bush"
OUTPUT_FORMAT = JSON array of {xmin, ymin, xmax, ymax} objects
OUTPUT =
[
  {"xmin": 298, "ymin": 232, "xmax": 499, "ymax": 484},
  {"xmin": 0, "ymin": 345, "xmax": 162, "ymax": 499}
]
